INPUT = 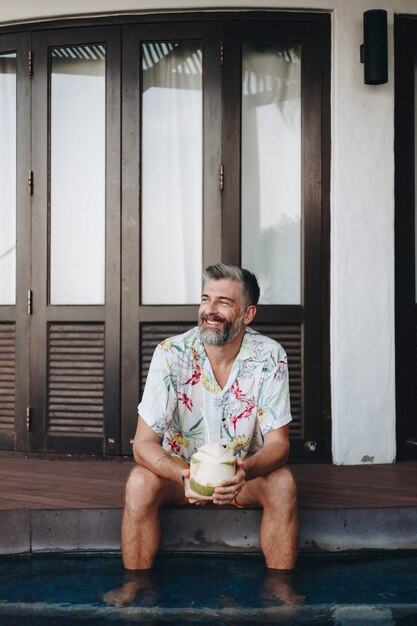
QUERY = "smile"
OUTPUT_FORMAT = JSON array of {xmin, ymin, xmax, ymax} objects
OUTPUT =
[{"xmin": 202, "ymin": 316, "xmax": 226, "ymax": 326}]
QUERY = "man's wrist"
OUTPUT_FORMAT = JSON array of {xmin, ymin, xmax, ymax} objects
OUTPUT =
[
  {"xmin": 240, "ymin": 458, "xmax": 250, "ymax": 481},
  {"xmin": 155, "ymin": 453, "xmax": 187, "ymax": 485}
]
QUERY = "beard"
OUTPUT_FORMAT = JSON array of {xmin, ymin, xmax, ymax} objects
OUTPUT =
[{"xmin": 198, "ymin": 312, "xmax": 245, "ymax": 346}]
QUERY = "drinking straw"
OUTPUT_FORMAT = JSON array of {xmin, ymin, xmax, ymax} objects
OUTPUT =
[{"xmin": 200, "ymin": 408, "xmax": 210, "ymax": 445}]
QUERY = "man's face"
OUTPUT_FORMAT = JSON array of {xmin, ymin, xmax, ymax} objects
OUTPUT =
[{"xmin": 198, "ymin": 278, "xmax": 247, "ymax": 346}]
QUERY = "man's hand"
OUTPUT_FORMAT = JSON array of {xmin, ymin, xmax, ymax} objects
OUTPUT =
[
  {"xmin": 181, "ymin": 468, "xmax": 213, "ymax": 506},
  {"xmin": 212, "ymin": 458, "xmax": 246, "ymax": 506}
]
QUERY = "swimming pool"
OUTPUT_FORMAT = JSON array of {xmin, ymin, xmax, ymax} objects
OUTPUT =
[{"xmin": 1, "ymin": 551, "xmax": 417, "ymax": 625}]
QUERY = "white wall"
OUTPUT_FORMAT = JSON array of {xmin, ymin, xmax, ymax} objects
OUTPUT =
[
  {"xmin": 1, "ymin": 0, "xmax": 416, "ymax": 464},
  {"xmin": 330, "ymin": 1, "xmax": 398, "ymax": 465}
]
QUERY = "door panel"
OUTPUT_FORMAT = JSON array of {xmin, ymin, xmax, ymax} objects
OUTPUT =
[
  {"xmin": 30, "ymin": 27, "xmax": 121, "ymax": 454},
  {"xmin": 121, "ymin": 22, "xmax": 222, "ymax": 453},
  {"xmin": 220, "ymin": 18, "xmax": 330, "ymax": 458},
  {"xmin": 0, "ymin": 323, "xmax": 15, "ymax": 446},
  {"xmin": 0, "ymin": 33, "xmax": 31, "ymax": 451},
  {"xmin": 395, "ymin": 16, "xmax": 417, "ymax": 459},
  {"xmin": 47, "ymin": 323, "xmax": 105, "ymax": 437}
]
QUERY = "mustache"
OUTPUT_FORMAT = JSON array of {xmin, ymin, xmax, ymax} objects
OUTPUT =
[{"xmin": 200, "ymin": 314, "xmax": 227, "ymax": 324}]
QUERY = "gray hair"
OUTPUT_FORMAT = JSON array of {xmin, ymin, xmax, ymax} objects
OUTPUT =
[{"xmin": 202, "ymin": 263, "xmax": 260, "ymax": 307}]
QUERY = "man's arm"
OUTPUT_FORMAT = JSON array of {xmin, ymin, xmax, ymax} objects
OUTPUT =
[
  {"xmin": 133, "ymin": 416, "xmax": 213, "ymax": 502},
  {"xmin": 243, "ymin": 425, "xmax": 290, "ymax": 481},
  {"xmin": 133, "ymin": 416, "xmax": 184, "ymax": 486}
]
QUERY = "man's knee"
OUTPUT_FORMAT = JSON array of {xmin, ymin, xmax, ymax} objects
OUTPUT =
[
  {"xmin": 262, "ymin": 466, "xmax": 297, "ymax": 509},
  {"xmin": 125, "ymin": 465, "xmax": 163, "ymax": 513}
]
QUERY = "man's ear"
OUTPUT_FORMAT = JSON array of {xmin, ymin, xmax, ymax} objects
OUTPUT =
[{"xmin": 244, "ymin": 305, "xmax": 256, "ymax": 325}]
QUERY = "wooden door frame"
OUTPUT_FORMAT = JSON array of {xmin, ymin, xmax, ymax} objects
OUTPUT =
[
  {"xmin": 395, "ymin": 15, "xmax": 417, "ymax": 460},
  {"xmin": 0, "ymin": 11, "xmax": 330, "ymax": 459}
]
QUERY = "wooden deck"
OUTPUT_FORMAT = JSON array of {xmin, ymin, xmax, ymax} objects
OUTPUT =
[{"xmin": 1, "ymin": 455, "xmax": 417, "ymax": 511}]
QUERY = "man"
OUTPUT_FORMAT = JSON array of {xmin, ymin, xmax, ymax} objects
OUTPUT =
[{"xmin": 122, "ymin": 263, "xmax": 298, "ymax": 571}]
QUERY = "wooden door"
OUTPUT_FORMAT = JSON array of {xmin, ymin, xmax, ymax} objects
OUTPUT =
[
  {"xmin": 120, "ymin": 13, "xmax": 330, "ymax": 460},
  {"xmin": 0, "ymin": 12, "xmax": 329, "ymax": 459},
  {"xmin": 29, "ymin": 26, "xmax": 121, "ymax": 454},
  {"xmin": 395, "ymin": 16, "xmax": 417, "ymax": 459},
  {"xmin": 0, "ymin": 33, "xmax": 31, "ymax": 451}
]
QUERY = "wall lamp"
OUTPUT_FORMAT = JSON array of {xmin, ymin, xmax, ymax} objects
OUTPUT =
[{"xmin": 360, "ymin": 9, "xmax": 388, "ymax": 85}]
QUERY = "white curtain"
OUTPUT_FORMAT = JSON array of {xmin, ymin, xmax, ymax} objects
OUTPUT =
[
  {"xmin": 0, "ymin": 54, "xmax": 16, "ymax": 305},
  {"xmin": 50, "ymin": 48, "xmax": 106, "ymax": 305},
  {"xmin": 241, "ymin": 44, "xmax": 301, "ymax": 305},
  {"xmin": 141, "ymin": 43, "xmax": 202, "ymax": 305}
]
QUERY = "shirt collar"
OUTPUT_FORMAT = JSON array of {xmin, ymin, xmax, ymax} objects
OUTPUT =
[{"xmin": 237, "ymin": 326, "xmax": 255, "ymax": 361}]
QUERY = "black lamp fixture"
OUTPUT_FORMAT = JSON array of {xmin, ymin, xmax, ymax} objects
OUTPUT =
[{"xmin": 360, "ymin": 9, "xmax": 388, "ymax": 85}]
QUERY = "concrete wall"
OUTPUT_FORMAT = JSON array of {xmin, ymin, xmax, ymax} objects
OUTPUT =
[{"xmin": 1, "ymin": 0, "xmax": 415, "ymax": 464}]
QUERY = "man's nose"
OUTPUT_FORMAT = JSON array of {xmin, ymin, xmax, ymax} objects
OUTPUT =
[{"xmin": 205, "ymin": 300, "xmax": 218, "ymax": 315}]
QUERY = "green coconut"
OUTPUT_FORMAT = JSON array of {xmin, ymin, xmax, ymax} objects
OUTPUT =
[{"xmin": 189, "ymin": 442, "xmax": 236, "ymax": 496}]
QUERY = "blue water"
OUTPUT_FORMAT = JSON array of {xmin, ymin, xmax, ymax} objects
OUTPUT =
[{"xmin": 1, "ymin": 552, "xmax": 417, "ymax": 624}]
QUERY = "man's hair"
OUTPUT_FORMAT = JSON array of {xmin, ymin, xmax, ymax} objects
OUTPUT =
[{"xmin": 202, "ymin": 263, "xmax": 260, "ymax": 307}]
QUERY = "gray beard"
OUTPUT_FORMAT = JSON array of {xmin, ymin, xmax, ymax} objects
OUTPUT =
[{"xmin": 198, "ymin": 314, "xmax": 245, "ymax": 346}]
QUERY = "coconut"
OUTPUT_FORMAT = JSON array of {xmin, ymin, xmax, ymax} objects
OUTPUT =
[{"xmin": 189, "ymin": 442, "xmax": 236, "ymax": 496}]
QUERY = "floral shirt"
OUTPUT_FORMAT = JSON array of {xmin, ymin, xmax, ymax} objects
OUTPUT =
[{"xmin": 138, "ymin": 326, "xmax": 292, "ymax": 463}]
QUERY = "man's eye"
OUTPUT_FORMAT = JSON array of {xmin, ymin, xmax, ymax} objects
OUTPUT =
[{"xmin": 220, "ymin": 300, "xmax": 230, "ymax": 306}]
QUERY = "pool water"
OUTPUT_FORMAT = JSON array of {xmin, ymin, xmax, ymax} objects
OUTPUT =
[{"xmin": 1, "ymin": 552, "xmax": 417, "ymax": 625}]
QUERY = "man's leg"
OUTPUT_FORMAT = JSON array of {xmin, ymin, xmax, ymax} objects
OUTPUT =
[
  {"xmin": 122, "ymin": 465, "xmax": 185, "ymax": 570},
  {"xmin": 236, "ymin": 466, "xmax": 298, "ymax": 569}
]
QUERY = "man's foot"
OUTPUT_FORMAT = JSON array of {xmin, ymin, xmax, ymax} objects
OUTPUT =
[
  {"xmin": 103, "ymin": 571, "xmax": 154, "ymax": 607},
  {"xmin": 261, "ymin": 569, "xmax": 305, "ymax": 606}
]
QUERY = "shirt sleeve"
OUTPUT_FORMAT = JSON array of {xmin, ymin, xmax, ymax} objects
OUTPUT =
[
  {"xmin": 257, "ymin": 347, "xmax": 292, "ymax": 435},
  {"xmin": 137, "ymin": 345, "xmax": 177, "ymax": 438}
]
